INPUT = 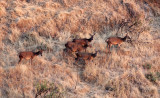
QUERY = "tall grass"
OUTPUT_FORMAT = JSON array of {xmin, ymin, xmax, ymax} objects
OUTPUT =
[{"xmin": 0, "ymin": 0, "xmax": 159, "ymax": 97}]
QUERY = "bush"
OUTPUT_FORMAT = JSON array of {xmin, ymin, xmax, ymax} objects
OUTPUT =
[
  {"xmin": 145, "ymin": 73, "xmax": 156, "ymax": 83},
  {"xmin": 143, "ymin": 64, "xmax": 151, "ymax": 70},
  {"xmin": 156, "ymin": 72, "xmax": 160, "ymax": 80},
  {"xmin": 105, "ymin": 86, "xmax": 115, "ymax": 92},
  {"xmin": 35, "ymin": 81, "xmax": 65, "ymax": 98}
]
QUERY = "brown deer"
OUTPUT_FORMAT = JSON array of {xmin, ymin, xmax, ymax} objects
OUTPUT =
[
  {"xmin": 64, "ymin": 41, "xmax": 89, "ymax": 53},
  {"xmin": 18, "ymin": 50, "xmax": 43, "ymax": 65},
  {"xmin": 75, "ymin": 51, "xmax": 98, "ymax": 61},
  {"xmin": 105, "ymin": 34, "xmax": 131, "ymax": 53},
  {"xmin": 72, "ymin": 33, "xmax": 95, "ymax": 46}
]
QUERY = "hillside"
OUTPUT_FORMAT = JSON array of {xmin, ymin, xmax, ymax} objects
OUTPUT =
[{"xmin": 0, "ymin": 0, "xmax": 160, "ymax": 98}]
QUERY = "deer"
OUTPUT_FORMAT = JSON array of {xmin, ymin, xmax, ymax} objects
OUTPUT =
[
  {"xmin": 64, "ymin": 41, "xmax": 89, "ymax": 53},
  {"xmin": 18, "ymin": 50, "xmax": 43, "ymax": 65},
  {"xmin": 72, "ymin": 33, "xmax": 95, "ymax": 47},
  {"xmin": 105, "ymin": 34, "xmax": 131, "ymax": 53},
  {"xmin": 75, "ymin": 51, "xmax": 98, "ymax": 61},
  {"xmin": 70, "ymin": 44, "xmax": 89, "ymax": 52}
]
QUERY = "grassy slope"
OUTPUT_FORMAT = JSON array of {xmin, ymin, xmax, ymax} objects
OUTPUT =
[{"xmin": 0, "ymin": 0, "xmax": 160, "ymax": 97}]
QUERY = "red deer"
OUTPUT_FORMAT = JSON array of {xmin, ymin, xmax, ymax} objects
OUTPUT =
[
  {"xmin": 18, "ymin": 50, "xmax": 43, "ymax": 65},
  {"xmin": 72, "ymin": 33, "xmax": 95, "ymax": 46},
  {"xmin": 105, "ymin": 34, "xmax": 131, "ymax": 53},
  {"xmin": 75, "ymin": 51, "xmax": 98, "ymax": 61},
  {"xmin": 64, "ymin": 41, "xmax": 89, "ymax": 53}
]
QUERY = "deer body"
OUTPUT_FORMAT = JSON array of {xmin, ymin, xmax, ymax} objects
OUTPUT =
[
  {"xmin": 71, "ymin": 44, "xmax": 88, "ymax": 52},
  {"xmin": 106, "ymin": 34, "xmax": 130, "ymax": 53},
  {"xmin": 64, "ymin": 34, "xmax": 95, "ymax": 56},
  {"xmin": 18, "ymin": 50, "xmax": 43, "ymax": 65},
  {"xmin": 73, "ymin": 39, "xmax": 88, "ymax": 46},
  {"xmin": 107, "ymin": 37, "xmax": 126, "ymax": 45},
  {"xmin": 65, "ymin": 41, "xmax": 89, "ymax": 53},
  {"xmin": 75, "ymin": 51, "xmax": 97, "ymax": 61},
  {"xmin": 72, "ymin": 33, "xmax": 95, "ymax": 46}
]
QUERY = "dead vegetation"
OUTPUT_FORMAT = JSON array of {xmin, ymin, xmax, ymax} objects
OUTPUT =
[{"xmin": 0, "ymin": 0, "xmax": 159, "ymax": 98}]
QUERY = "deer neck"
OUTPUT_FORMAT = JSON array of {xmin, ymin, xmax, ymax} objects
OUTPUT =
[
  {"xmin": 87, "ymin": 36, "xmax": 93, "ymax": 42},
  {"xmin": 121, "ymin": 36, "xmax": 127, "ymax": 41},
  {"xmin": 34, "ymin": 51, "xmax": 40, "ymax": 56}
]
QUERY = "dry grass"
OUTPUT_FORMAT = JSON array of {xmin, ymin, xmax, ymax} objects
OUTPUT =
[{"xmin": 0, "ymin": 0, "xmax": 159, "ymax": 97}]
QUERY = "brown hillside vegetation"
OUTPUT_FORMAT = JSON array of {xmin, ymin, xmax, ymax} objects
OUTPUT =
[{"xmin": 0, "ymin": 0, "xmax": 160, "ymax": 97}]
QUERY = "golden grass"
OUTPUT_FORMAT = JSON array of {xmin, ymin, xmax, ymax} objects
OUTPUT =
[
  {"xmin": 0, "ymin": 7, "xmax": 6, "ymax": 17},
  {"xmin": 0, "ymin": 0, "xmax": 159, "ymax": 97},
  {"xmin": 105, "ymin": 69, "xmax": 159, "ymax": 98},
  {"xmin": 17, "ymin": 18, "xmax": 35, "ymax": 32}
]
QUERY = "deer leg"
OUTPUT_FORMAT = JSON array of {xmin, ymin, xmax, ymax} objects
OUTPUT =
[
  {"xmin": 84, "ymin": 60, "xmax": 87, "ymax": 65},
  {"xmin": 117, "ymin": 44, "xmax": 121, "ymax": 51},
  {"xmin": 63, "ymin": 49, "xmax": 67, "ymax": 57},
  {"xmin": 18, "ymin": 58, "xmax": 22, "ymax": 64},
  {"xmin": 31, "ymin": 58, "xmax": 33, "ymax": 65},
  {"xmin": 118, "ymin": 44, "xmax": 120, "ymax": 48},
  {"xmin": 85, "ymin": 47, "xmax": 87, "ymax": 52},
  {"xmin": 106, "ymin": 42, "xmax": 110, "ymax": 53},
  {"xmin": 63, "ymin": 48, "xmax": 66, "ymax": 57},
  {"xmin": 106, "ymin": 44, "xmax": 108, "ymax": 53},
  {"xmin": 108, "ymin": 44, "xmax": 111, "ymax": 53},
  {"xmin": 68, "ymin": 49, "xmax": 73, "ymax": 56},
  {"xmin": 62, "ymin": 51, "xmax": 65, "ymax": 57}
]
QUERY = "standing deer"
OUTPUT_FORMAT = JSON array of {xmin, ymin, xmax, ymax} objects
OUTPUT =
[
  {"xmin": 72, "ymin": 33, "xmax": 95, "ymax": 46},
  {"xmin": 64, "ymin": 41, "xmax": 89, "ymax": 53},
  {"xmin": 75, "ymin": 51, "xmax": 98, "ymax": 61},
  {"xmin": 105, "ymin": 34, "xmax": 131, "ymax": 53},
  {"xmin": 18, "ymin": 50, "xmax": 43, "ymax": 65}
]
